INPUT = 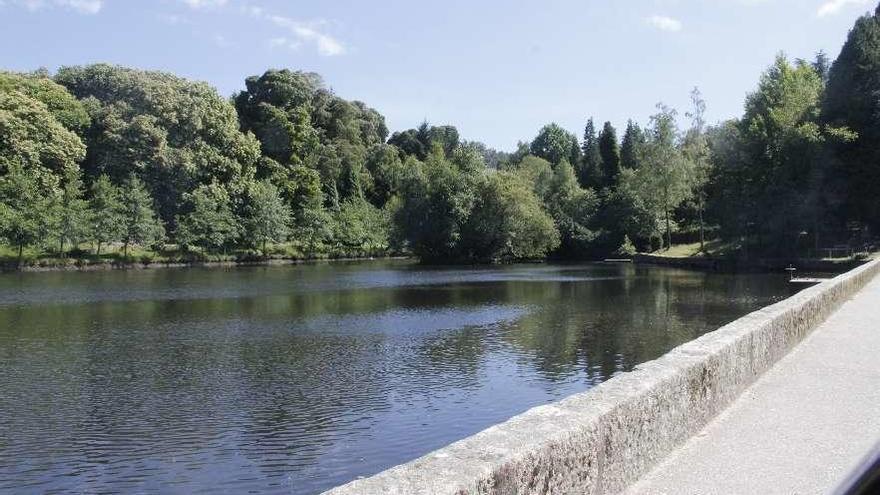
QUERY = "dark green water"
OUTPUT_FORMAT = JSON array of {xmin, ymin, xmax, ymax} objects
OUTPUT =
[{"xmin": 0, "ymin": 261, "xmax": 790, "ymax": 494}]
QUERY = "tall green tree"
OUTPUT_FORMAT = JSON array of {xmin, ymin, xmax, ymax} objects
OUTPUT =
[
  {"xmin": 683, "ymin": 87, "xmax": 712, "ymax": 252},
  {"xmin": 598, "ymin": 121, "xmax": 621, "ymax": 186},
  {"xmin": 0, "ymin": 161, "xmax": 58, "ymax": 264},
  {"xmin": 620, "ymin": 120, "xmax": 646, "ymax": 170},
  {"xmin": 244, "ymin": 180, "xmax": 291, "ymax": 255},
  {"xmin": 88, "ymin": 174, "xmax": 124, "ymax": 256},
  {"xmin": 176, "ymin": 183, "xmax": 240, "ymax": 253},
  {"xmin": 530, "ymin": 123, "xmax": 580, "ymax": 165},
  {"xmin": 541, "ymin": 160, "xmax": 598, "ymax": 257},
  {"xmin": 119, "ymin": 175, "xmax": 164, "ymax": 257},
  {"xmin": 631, "ymin": 104, "xmax": 695, "ymax": 249},
  {"xmin": 822, "ymin": 6, "xmax": 880, "ymax": 229},
  {"xmin": 739, "ymin": 55, "xmax": 825, "ymax": 254},
  {"xmin": 56, "ymin": 166, "xmax": 90, "ymax": 256},
  {"xmin": 364, "ymin": 144, "xmax": 406, "ymax": 206},
  {"xmin": 56, "ymin": 64, "xmax": 262, "ymax": 227},
  {"xmin": 459, "ymin": 172, "xmax": 560, "ymax": 261},
  {"xmin": 0, "ymin": 84, "xmax": 86, "ymax": 176},
  {"xmin": 580, "ymin": 118, "xmax": 602, "ymax": 189}
]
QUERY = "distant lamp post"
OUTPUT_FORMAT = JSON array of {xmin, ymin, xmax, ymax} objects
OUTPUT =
[{"xmin": 785, "ymin": 264, "xmax": 797, "ymax": 281}]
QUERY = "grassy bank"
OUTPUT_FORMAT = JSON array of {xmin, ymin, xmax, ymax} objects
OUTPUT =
[{"xmin": 0, "ymin": 242, "xmax": 399, "ymax": 272}]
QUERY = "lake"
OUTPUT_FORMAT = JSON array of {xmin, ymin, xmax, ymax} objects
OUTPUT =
[{"xmin": 0, "ymin": 261, "xmax": 790, "ymax": 494}]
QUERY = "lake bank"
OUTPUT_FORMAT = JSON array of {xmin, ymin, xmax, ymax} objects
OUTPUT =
[{"xmin": 0, "ymin": 253, "xmax": 411, "ymax": 273}]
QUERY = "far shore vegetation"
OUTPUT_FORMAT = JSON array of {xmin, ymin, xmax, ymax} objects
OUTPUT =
[{"xmin": 2, "ymin": 5, "xmax": 880, "ymax": 269}]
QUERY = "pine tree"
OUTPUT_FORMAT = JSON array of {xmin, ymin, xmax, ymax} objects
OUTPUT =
[
  {"xmin": 56, "ymin": 166, "xmax": 90, "ymax": 257},
  {"xmin": 89, "ymin": 175, "xmax": 124, "ymax": 256},
  {"xmin": 119, "ymin": 175, "xmax": 165, "ymax": 257},
  {"xmin": 621, "ymin": 120, "xmax": 646, "ymax": 170},
  {"xmin": 823, "ymin": 6, "xmax": 880, "ymax": 228},
  {"xmin": 598, "ymin": 121, "xmax": 621, "ymax": 186},
  {"xmin": 579, "ymin": 118, "xmax": 602, "ymax": 189}
]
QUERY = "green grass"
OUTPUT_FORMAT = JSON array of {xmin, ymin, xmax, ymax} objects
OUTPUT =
[
  {"xmin": 650, "ymin": 238, "xmax": 736, "ymax": 258},
  {"xmin": 0, "ymin": 241, "xmax": 396, "ymax": 270}
]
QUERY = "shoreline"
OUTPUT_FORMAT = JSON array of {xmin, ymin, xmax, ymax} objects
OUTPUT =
[
  {"xmin": 633, "ymin": 252, "xmax": 867, "ymax": 273},
  {"xmin": 2, "ymin": 255, "xmax": 413, "ymax": 274}
]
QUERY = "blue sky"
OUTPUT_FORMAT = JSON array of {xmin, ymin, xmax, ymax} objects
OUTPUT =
[{"xmin": 0, "ymin": 0, "xmax": 874, "ymax": 150}]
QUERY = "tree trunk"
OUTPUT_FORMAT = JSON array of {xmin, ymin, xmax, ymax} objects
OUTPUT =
[
  {"xmin": 60, "ymin": 238, "xmax": 65, "ymax": 259},
  {"xmin": 699, "ymin": 206, "xmax": 705, "ymax": 253},
  {"xmin": 97, "ymin": 242, "xmax": 102, "ymax": 256},
  {"xmin": 17, "ymin": 243, "xmax": 23, "ymax": 267},
  {"xmin": 665, "ymin": 208, "xmax": 672, "ymax": 250},
  {"xmin": 124, "ymin": 241, "xmax": 129, "ymax": 258},
  {"xmin": 262, "ymin": 239, "xmax": 267, "ymax": 257}
]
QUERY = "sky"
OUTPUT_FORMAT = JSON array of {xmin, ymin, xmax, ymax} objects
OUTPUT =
[{"xmin": 0, "ymin": 0, "xmax": 875, "ymax": 150}]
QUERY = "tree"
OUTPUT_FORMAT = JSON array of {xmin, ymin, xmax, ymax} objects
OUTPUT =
[
  {"xmin": 620, "ymin": 120, "xmax": 646, "ymax": 170},
  {"xmin": 364, "ymin": 144, "xmax": 405, "ymax": 206},
  {"xmin": 737, "ymin": 55, "xmax": 825, "ymax": 254},
  {"xmin": 244, "ymin": 180, "xmax": 291, "ymax": 255},
  {"xmin": 580, "ymin": 118, "xmax": 602, "ymax": 188},
  {"xmin": 175, "ymin": 183, "xmax": 240, "ymax": 253},
  {"xmin": 0, "ymin": 161, "xmax": 57, "ymax": 264},
  {"xmin": 393, "ymin": 150, "xmax": 479, "ymax": 262},
  {"xmin": 459, "ymin": 172, "xmax": 560, "ymax": 261},
  {"xmin": 598, "ymin": 121, "xmax": 621, "ymax": 186},
  {"xmin": 56, "ymin": 64, "xmax": 262, "ymax": 227},
  {"xmin": 56, "ymin": 166, "xmax": 90, "ymax": 256},
  {"xmin": 530, "ymin": 123, "xmax": 579, "ymax": 165},
  {"xmin": 632, "ymin": 104, "xmax": 695, "ymax": 250},
  {"xmin": 331, "ymin": 198, "xmax": 391, "ymax": 255},
  {"xmin": 683, "ymin": 87, "xmax": 712, "ymax": 252},
  {"xmin": 822, "ymin": 7, "xmax": 880, "ymax": 230},
  {"xmin": 119, "ymin": 175, "xmax": 164, "ymax": 257},
  {"xmin": 541, "ymin": 160, "xmax": 599, "ymax": 257},
  {"xmin": 0, "ymin": 85, "xmax": 86, "ymax": 176},
  {"xmin": 88, "ymin": 174, "xmax": 124, "ymax": 256},
  {"xmin": 0, "ymin": 71, "xmax": 89, "ymax": 134}
]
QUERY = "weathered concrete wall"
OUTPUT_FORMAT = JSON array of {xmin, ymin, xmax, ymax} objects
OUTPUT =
[{"xmin": 324, "ymin": 258, "xmax": 880, "ymax": 495}]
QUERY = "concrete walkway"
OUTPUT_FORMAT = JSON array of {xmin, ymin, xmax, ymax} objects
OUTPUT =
[{"xmin": 627, "ymin": 276, "xmax": 880, "ymax": 495}]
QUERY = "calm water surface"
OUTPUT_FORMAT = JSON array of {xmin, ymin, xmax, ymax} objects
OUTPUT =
[{"xmin": 0, "ymin": 261, "xmax": 790, "ymax": 494}]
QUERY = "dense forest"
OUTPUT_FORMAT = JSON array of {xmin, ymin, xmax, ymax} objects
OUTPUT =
[{"xmin": 1, "ymin": 5, "xmax": 879, "ymax": 266}]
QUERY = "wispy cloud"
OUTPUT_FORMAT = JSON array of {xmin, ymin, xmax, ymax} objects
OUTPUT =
[
  {"xmin": 646, "ymin": 15, "xmax": 683, "ymax": 32},
  {"xmin": 816, "ymin": 0, "xmax": 869, "ymax": 17},
  {"xmin": 267, "ymin": 15, "xmax": 345, "ymax": 56},
  {"xmin": 14, "ymin": 0, "xmax": 102, "ymax": 13},
  {"xmin": 241, "ymin": 4, "xmax": 346, "ymax": 56},
  {"xmin": 179, "ymin": 0, "xmax": 227, "ymax": 9}
]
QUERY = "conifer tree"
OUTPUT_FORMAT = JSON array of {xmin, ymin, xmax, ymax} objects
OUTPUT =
[
  {"xmin": 89, "ymin": 174, "xmax": 124, "ymax": 256},
  {"xmin": 579, "ymin": 118, "xmax": 602, "ymax": 189},
  {"xmin": 621, "ymin": 120, "xmax": 646, "ymax": 170},
  {"xmin": 119, "ymin": 175, "xmax": 164, "ymax": 257},
  {"xmin": 598, "ymin": 121, "xmax": 621, "ymax": 186},
  {"xmin": 56, "ymin": 166, "xmax": 89, "ymax": 257}
]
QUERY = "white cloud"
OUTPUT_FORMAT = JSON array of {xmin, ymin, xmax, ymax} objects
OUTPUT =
[
  {"xmin": 647, "ymin": 15, "xmax": 683, "ymax": 32},
  {"xmin": 242, "ymin": 5, "xmax": 346, "ymax": 57},
  {"xmin": 268, "ymin": 15, "xmax": 345, "ymax": 56},
  {"xmin": 14, "ymin": 0, "xmax": 102, "ymax": 13},
  {"xmin": 817, "ymin": 0, "xmax": 869, "ymax": 17},
  {"xmin": 180, "ymin": 0, "xmax": 227, "ymax": 8}
]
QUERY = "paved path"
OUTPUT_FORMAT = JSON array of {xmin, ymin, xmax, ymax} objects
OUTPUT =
[{"xmin": 627, "ymin": 276, "xmax": 880, "ymax": 495}]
